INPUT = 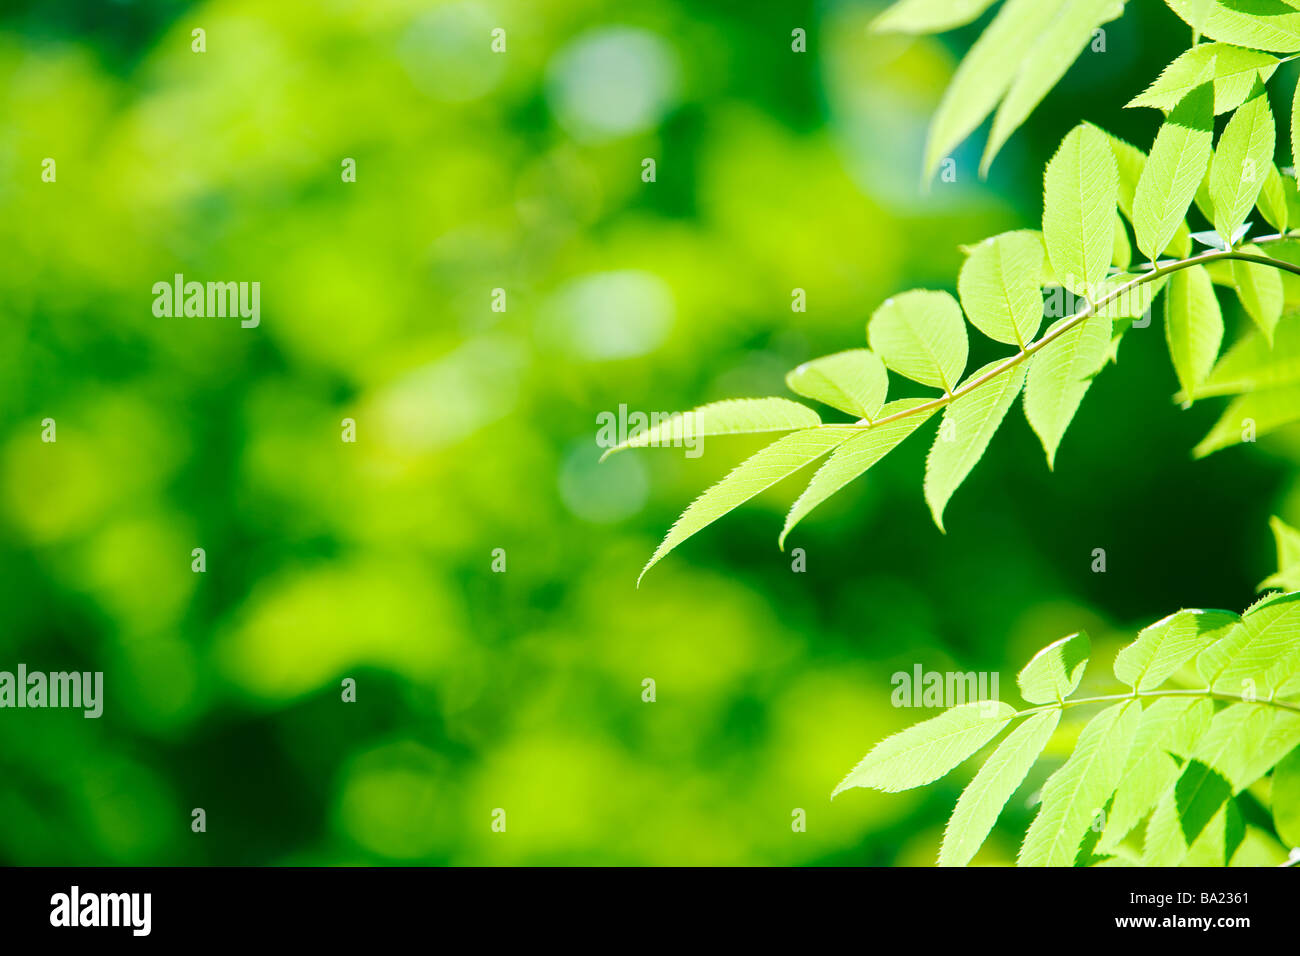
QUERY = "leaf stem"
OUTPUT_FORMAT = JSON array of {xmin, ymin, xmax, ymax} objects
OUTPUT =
[
  {"xmin": 1014, "ymin": 687, "xmax": 1300, "ymax": 719},
  {"xmin": 853, "ymin": 234, "xmax": 1300, "ymax": 430}
]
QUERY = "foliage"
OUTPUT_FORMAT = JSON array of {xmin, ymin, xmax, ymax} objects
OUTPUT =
[
  {"xmin": 615, "ymin": 1, "xmax": 1300, "ymax": 583},
  {"xmin": 834, "ymin": 527, "xmax": 1300, "ymax": 867}
]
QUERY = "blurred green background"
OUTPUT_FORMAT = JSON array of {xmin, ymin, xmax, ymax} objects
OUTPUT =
[{"xmin": 2, "ymin": 0, "xmax": 1299, "ymax": 866}]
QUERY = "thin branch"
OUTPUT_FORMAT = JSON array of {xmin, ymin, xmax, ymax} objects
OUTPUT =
[
  {"xmin": 846, "ymin": 233, "xmax": 1300, "ymax": 431},
  {"xmin": 1014, "ymin": 687, "xmax": 1300, "ymax": 720}
]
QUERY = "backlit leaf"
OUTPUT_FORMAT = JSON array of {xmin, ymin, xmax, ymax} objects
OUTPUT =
[
  {"xmin": 785, "ymin": 349, "xmax": 889, "ymax": 420},
  {"xmin": 924, "ymin": 360, "xmax": 1026, "ymax": 530},
  {"xmin": 1019, "ymin": 701, "xmax": 1141, "ymax": 866},
  {"xmin": 638, "ymin": 429, "xmax": 851, "ymax": 584},
  {"xmin": 1133, "ymin": 63, "xmax": 1216, "ymax": 263},
  {"xmin": 780, "ymin": 399, "xmax": 936, "ymax": 548},
  {"xmin": 939, "ymin": 710, "xmax": 1060, "ymax": 867},
  {"xmin": 833, "ymin": 701, "xmax": 1016, "ymax": 796},
  {"xmin": 1164, "ymin": 264, "xmax": 1224, "ymax": 401},
  {"xmin": 1018, "ymin": 631, "xmax": 1090, "ymax": 704},
  {"xmin": 868, "ymin": 290, "xmax": 969, "ymax": 392},
  {"xmin": 958, "ymin": 230, "xmax": 1047, "ymax": 347},
  {"xmin": 1043, "ymin": 122, "xmax": 1119, "ymax": 295}
]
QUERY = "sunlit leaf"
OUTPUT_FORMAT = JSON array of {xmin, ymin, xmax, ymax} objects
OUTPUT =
[
  {"xmin": 872, "ymin": 0, "xmax": 1000, "ymax": 33},
  {"xmin": 638, "ymin": 429, "xmax": 850, "ymax": 584},
  {"xmin": 1231, "ymin": 244, "xmax": 1284, "ymax": 343},
  {"xmin": 1024, "ymin": 312, "xmax": 1110, "ymax": 468},
  {"xmin": 1126, "ymin": 41, "xmax": 1279, "ymax": 114},
  {"xmin": 599, "ymin": 398, "xmax": 821, "ymax": 461},
  {"xmin": 1018, "ymin": 631, "xmax": 1090, "ymax": 704},
  {"xmin": 1194, "ymin": 382, "xmax": 1300, "ymax": 455},
  {"xmin": 939, "ymin": 710, "xmax": 1060, "ymax": 867},
  {"xmin": 780, "ymin": 399, "xmax": 936, "ymax": 548},
  {"xmin": 833, "ymin": 701, "xmax": 1016, "ymax": 796},
  {"xmin": 785, "ymin": 349, "xmax": 889, "ymax": 420},
  {"xmin": 1019, "ymin": 701, "xmax": 1141, "ymax": 866},
  {"xmin": 1164, "ymin": 264, "xmax": 1223, "ymax": 401},
  {"xmin": 868, "ymin": 290, "xmax": 969, "ymax": 392},
  {"xmin": 958, "ymin": 230, "xmax": 1047, "ymax": 347},
  {"xmin": 1260, "ymin": 515, "xmax": 1300, "ymax": 592},
  {"xmin": 1133, "ymin": 63, "xmax": 1215, "ymax": 263},
  {"xmin": 1114, "ymin": 608, "xmax": 1239, "ymax": 691},
  {"xmin": 924, "ymin": 360, "xmax": 1026, "ymax": 531},
  {"xmin": 982, "ymin": 0, "xmax": 1127, "ymax": 174},
  {"xmin": 1043, "ymin": 122, "xmax": 1119, "ymax": 295},
  {"xmin": 1209, "ymin": 78, "xmax": 1276, "ymax": 247},
  {"xmin": 923, "ymin": 0, "xmax": 1067, "ymax": 180},
  {"xmin": 1165, "ymin": 0, "xmax": 1300, "ymax": 52}
]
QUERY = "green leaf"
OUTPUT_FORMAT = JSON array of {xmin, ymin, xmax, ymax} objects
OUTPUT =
[
  {"xmin": 1164, "ymin": 264, "xmax": 1224, "ymax": 402},
  {"xmin": 923, "ymin": 360, "xmax": 1026, "ymax": 531},
  {"xmin": 638, "ymin": 428, "xmax": 850, "ymax": 584},
  {"xmin": 1260, "ymin": 515, "xmax": 1300, "ymax": 592},
  {"xmin": 834, "ymin": 701, "xmax": 1016, "ymax": 796},
  {"xmin": 1100, "ymin": 697, "xmax": 1215, "ymax": 852},
  {"xmin": 867, "ymin": 290, "xmax": 969, "ymax": 392},
  {"xmin": 1272, "ymin": 745, "xmax": 1300, "ymax": 848},
  {"xmin": 1114, "ymin": 608, "xmax": 1240, "ymax": 692},
  {"xmin": 1237, "ymin": 709, "xmax": 1300, "ymax": 785},
  {"xmin": 1194, "ymin": 382, "xmax": 1300, "ymax": 456},
  {"xmin": 1126, "ymin": 42, "xmax": 1279, "ymax": 114},
  {"xmin": 1043, "ymin": 122, "xmax": 1119, "ymax": 295},
  {"xmin": 1192, "ymin": 314, "xmax": 1300, "ymax": 398},
  {"xmin": 939, "ymin": 710, "xmax": 1060, "ymax": 867},
  {"xmin": 1024, "ymin": 312, "xmax": 1110, "ymax": 468},
  {"xmin": 1195, "ymin": 590, "xmax": 1300, "ymax": 696},
  {"xmin": 1186, "ymin": 0, "xmax": 1216, "ymax": 40},
  {"xmin": 1258, "ymin": 162, "xmax": 1289, "ymax": 233},
  {"xmin": 872, "ymin": 0, "xmax": 1000, "ymax": 33},
  {"xmin": 1111, "ymin": 213, "xmax": 1132, "ymax": 270},
  {"xmin": 1109, "ymin": 134, "xmax": 1193, "ymax": 257},
  {"xmin": 1133, "ymin": 63, "xmax": 1216, "ymax": 263},
  {"xmin": 1209, "ymin": 78, "xmax": 1276, "ymax": 247},
  {"xmin": 599, "ymin": 397, "xmax": 821, "ymax": 461},
  {"xmin": 923, "ymin": 0, "xmax": 1068, "ymax": 180},
  {"xmin": 780, "ymin": 399, "xmax": 936, "ymax": 548},
  {"xmin": 1017, "ymin": 631, "xmax": 1091, "ymax": 704},
  {"xmin": 1018, "ymin": 701, "xmax": 1142, "ymax": 866},
  {"xmin": 957, "ymin": 230, "xmax": 1047, "ymax": 347},
  {"xmin": 785, "ymin": 349, "xmax": 889, "ymax": 420},
  {"xmin": 981, "ymin": 0, "xmax": 1127, "ymax": 174},
  {"xmin": 1230, "ymin": 244, "xmax": 1284, "ymax": 343},
  {"xmin": 1166, "ymin": 0, "xmax": 1300, "ymax": 52}
]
